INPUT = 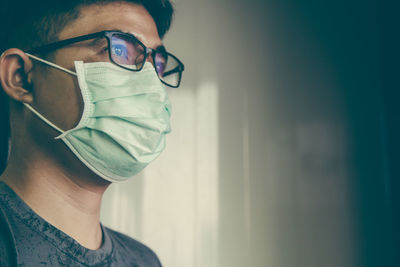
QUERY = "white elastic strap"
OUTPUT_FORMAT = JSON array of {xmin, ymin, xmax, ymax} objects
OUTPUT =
[
  {"xmin": 24, "ymin": 103, "xmax": 65, "ymax": 135},
  {"xmin": 25, "ymin": 53, "xmax": 77, "ymax": 76}
]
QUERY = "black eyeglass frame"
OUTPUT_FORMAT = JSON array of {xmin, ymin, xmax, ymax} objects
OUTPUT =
[{"xmin": 27, "ymin": 30, "xmax": 185, "ymax": 88}]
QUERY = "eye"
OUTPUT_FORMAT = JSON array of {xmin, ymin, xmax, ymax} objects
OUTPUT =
[
  {"xmin": 155, "ymin": 52, "xmax": 167, "ymax": 76},
  {"xmin": 111, "ymin": 44, "xmax": 128, "ymax": 59},
  {"xmin": 156, "ymin": 61, "xmax": 166, "ymax": 76}
]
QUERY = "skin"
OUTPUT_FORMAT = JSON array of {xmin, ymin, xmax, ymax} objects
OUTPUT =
[{"xmin": 0, "ymin": 2, "xmax": 163, "ymax": 250}]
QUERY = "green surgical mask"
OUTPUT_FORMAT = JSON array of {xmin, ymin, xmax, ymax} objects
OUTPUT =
[{"xmin": 24, "ymin": 54, "xmax": 171, "ymax": 182}]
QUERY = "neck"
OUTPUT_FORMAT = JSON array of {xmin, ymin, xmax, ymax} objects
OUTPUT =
[{"xmin": 1, "ymin": 141, "xmax": 110, "ymax": 250}]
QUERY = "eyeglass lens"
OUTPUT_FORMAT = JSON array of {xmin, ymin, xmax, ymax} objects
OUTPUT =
[
  {"xmin": 156, "ymin": 53, "xmax": 181, "ymax": 87},
  {"xmin": 111, "ymin": 33, "xmax": 145, "ymax": 69},
  {"xmin": 110, "ymin": 33, "xmax": 181, "ymax": 87}
]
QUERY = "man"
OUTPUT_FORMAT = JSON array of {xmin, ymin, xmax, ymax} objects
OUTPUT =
[{"xmin": 0, "ymin": 0, "xmax": 184, "ymax": 266}]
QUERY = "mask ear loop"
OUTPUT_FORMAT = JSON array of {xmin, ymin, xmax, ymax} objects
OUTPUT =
[
  {"xmin": 25, "ymin": 53, "xmax": 77, "ymax": 76},
  {"xmin": 23, "ymin": 53, "xmax": 77, "ymax": 137},
  {"xmin": 23, "ymin": 103, "xmax": 64, "ymax": 134}
]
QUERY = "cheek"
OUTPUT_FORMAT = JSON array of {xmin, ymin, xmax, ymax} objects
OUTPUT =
[
  {"xmin": 33, "ymin": 67, "xmax": 83, "ymax": 131},
  {"xmin": 63, "ymin": 77, "xmax": 84, "ymax": 129}
]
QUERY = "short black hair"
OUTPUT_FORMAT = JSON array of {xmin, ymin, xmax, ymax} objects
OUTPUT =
[
  {"xmin": 0, "ymin": 0, "xmax": 174, "ymax": 53},
  {"xmin": 0, "ymin": 0, "xmax": 174, "ymax": 174}
]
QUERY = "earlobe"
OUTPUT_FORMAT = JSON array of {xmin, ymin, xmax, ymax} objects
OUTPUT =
[{"xmin": 0, "ymin": 49, "xmax": 34, "ymax": 104}]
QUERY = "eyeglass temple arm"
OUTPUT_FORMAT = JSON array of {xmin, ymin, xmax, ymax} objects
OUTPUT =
[
  {"xmin": 162, "ymin": 65, "xmax": 184, "ymax": 77},
  {"xmin": 27, "ymin": 31, "xmax": 107, "ymax": 54}
]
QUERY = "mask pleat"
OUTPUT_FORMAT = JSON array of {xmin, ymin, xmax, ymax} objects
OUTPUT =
[
  {"xmin": 84, "ymin": 67, "xmax": 161, "ymax": 103},
  {"xmin": 92, "ymin": 96, "xmax": 169, "ymax": 119},
  {"xmin": 61, "ymin": 61, "xmax": 171, "ymax": 182},
  {"xmin": 84, "ymin": 118, "xmax": 166, "ymax": 153}
]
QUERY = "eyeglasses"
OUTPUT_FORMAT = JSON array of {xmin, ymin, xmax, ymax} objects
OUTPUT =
[{"xmin": 27, "ymin": 30, "xmax": 185, "ymax": 88}]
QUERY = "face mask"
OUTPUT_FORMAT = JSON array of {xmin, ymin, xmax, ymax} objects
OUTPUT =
[{"xmin": 24, "ymin": 54, "xmax": 171, "ymax": 183}]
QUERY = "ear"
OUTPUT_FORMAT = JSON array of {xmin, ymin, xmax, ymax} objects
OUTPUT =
[{"xmin": 0, "ymin": 49, "xmax": 34, "ymax": 104}]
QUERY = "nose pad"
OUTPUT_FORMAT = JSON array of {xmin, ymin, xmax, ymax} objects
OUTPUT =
[
  {"xmin": 143, "ymin": 50, "xmax": 161, "ymax": 78},
  {"xmin": 146, "ymin": 54, "xmax": 155, "ymax": 66},
  {"xmin": 145, "ymin": 49, "xmax": 155, "ymax": 67},
  {"xmin": 145, "ymin": 49, "xmax": 163, "ymax": 76}
]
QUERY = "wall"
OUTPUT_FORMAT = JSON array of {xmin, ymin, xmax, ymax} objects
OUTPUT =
[{"xmin": 100, "ymin": 0, "xmax": 392, "ymax": 266}]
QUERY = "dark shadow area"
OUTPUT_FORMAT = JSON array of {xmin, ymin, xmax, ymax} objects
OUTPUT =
[
  {"xmin": 382, "ymin": 0, "xmax": 400, "ymax": 265},
  {"xmin": 0, "ymin": 91, "xmax": 9, "ymax": 175},
  {"xmin": 215, "ymin": 0, "xmax": 397, "ymax": 266}
]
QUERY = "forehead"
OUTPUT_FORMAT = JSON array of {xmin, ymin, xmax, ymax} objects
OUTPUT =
[{"xmin": 59, "ymin": 2, "xmax": 162, "ymax": 48}]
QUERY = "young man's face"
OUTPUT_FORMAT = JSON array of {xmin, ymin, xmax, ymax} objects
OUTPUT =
[
  {"xmin": 5, "ymin": 2, "xmax": 165, "ymax": 182},
  {"xmin": 31, "ymin": 2, "xmax": 163, "ymax": 132}
]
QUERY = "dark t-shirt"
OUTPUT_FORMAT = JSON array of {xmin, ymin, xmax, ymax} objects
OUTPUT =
[{"xmin": 0, "ymin": 181, "xmax": 162, "ymax": 267}]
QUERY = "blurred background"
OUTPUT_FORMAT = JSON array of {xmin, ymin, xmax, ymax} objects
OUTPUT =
[
  {"xmin": 1, "ymin": 0, "xmax": 399, "ymax": 266},
  {"xmin": 100, "ymin": 0, "xmax": 399, "ymax": 266}
]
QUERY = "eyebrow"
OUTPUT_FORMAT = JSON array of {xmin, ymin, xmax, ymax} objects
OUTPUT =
[
  {"xmin": 115, "ymin": 29, "xmax": 165, "ymax": 51},
  {"xmin": 154, "ymin": 44, "xmax": 167, "ymax": 53}
]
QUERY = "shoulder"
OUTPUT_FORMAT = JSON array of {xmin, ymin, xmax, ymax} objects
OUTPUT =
[
  {"xmin": 0, "ymin": 205, "xmax": 18, "ymax": 267},
  {"xmin": 104, "ymin": 226, "xmax": 162, "ymax": 267}
]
